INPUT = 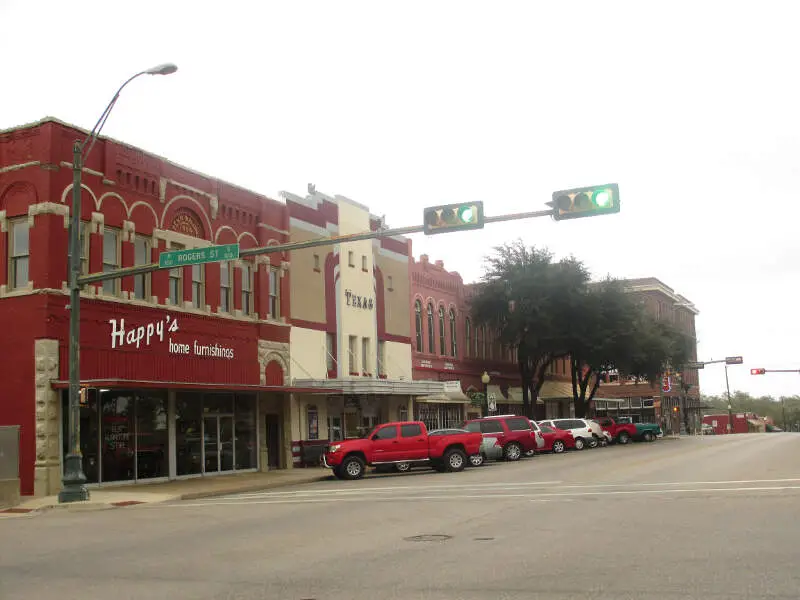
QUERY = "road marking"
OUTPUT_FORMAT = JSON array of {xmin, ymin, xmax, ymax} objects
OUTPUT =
[
  {"xmin": 213, "ymin": 477, "xmax": 800, "ymax": 501},
  {"xmin": 165, "ymin": 484, "xmax": 800, "ymax": 508}
]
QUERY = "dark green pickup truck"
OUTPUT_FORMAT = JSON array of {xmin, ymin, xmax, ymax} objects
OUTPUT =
[{"xmin": 615, "ymin": 417, "xmax": 662, "ymax": 442}]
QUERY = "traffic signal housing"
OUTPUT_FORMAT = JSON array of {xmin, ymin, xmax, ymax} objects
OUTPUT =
[
  {"xmin": 423, "ymin": 201, "xmax": 484, "ymax": 235},
  {"xmin": 750, "ymin": 368, "xmax": 766, "ymax": 375},
  {"xmin": 547, "ymin": 183, "xmax": 620, "ymax": 221}
]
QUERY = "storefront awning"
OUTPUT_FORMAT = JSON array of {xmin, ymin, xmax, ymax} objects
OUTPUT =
[
  {"xmin": 417, "ymin": 381, "xmax": 471, "ymax": 404},
  {"xmin": 290, "ymin": 377, "xmax": 443, "ymax": 396},
  {"xmin": 50, "ymin": 379, "xmax": 337, "ymax": 395},
  {"xmin": 506, "ymin": 382, "xmax": 574, "ymax": 404}
]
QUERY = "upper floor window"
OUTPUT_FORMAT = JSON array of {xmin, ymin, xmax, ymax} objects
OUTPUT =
[
  {"xmin": 348, "ymin": 251, "xmax": 354, "ymax": 267},
  {"xmin": 268, "ymin": 268, "xmax": 280, "ymax": 319},
  {"xmin": 361, "ymin": 337, "xmax": 370, "ymax": 373},
  {"xmin": 168, "ymin": 243, "xmax": 184, "ymax": 305},
  {"xmin": 387, "ymin": 275, "xmax": 393, "ymax": 291},
  {"xmin": 326, "ymin": 333, "xmax": 336, "ymax": 373},
  {"xmin": 478, "ymin": 326, "xmax": 485, "ymax": 359},
  {"xmin": 191, "ymin": 264, "xmax": 204, "ymax": 309},
  {"xmin": 133, "ymin": 236, "xmax": 150, "ymax": 300},
  {"xmin": 241, "ymin": 263, "xmax": 253, "ymax": 315},
  {"xmin": 414, "ymin": 300, "xmax": 423, "ymax": 352},
  {"xmin": 361, "ymin": 255, "xmax": 367, "ymax": 271},
  {"xmin": 102, "ymin": 229, "xmax": 120, "ymax": 296},
  {"xmin": 9, "ymin": 219, "xmax": 29, "ymax": 289},
  {"xmin": 438, "ymin": 306, "xmax": 446, "ymax": 355},
  {"xmin": 426, "ymin": 303, "xmax": 435, "ymax": 354},
  {"xmin": 378, "ymin": 340, "xmax": 386, "ymax": 376},
  {"xmin": 449, "ymin": 309, "xmax": 457, "ymax": 357},
  {"xmin": 220, "ymin": 261, "xmax": 232, "ymax": 312},
  {"xmin": 348, "ymin": 335, "xmax": 357, "ymax": 373},
  {"xmin": 465, "ymin": 318, "xmax": 472, "ymax": 358}
]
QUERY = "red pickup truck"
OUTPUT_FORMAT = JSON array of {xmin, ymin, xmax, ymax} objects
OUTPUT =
[
  {"xmin": 321, "ymin": 421, "xmax": 483, "ymax": 480},
  {"xmin": 593, "ymin": 416, "xmax": 637, "ymax": 444}
]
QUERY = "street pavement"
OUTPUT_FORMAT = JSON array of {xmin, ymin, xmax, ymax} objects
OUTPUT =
[{"xmin": 2, "ymin": 433, "xmax": 799, "ymax": 600}]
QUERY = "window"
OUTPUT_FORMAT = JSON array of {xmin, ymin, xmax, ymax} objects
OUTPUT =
[
  {"xmin": 268, "ymin": 268, "xmax": 279, "ymax": 318},
  {"xmin": 326, "ymin": 333, "xmax": 336, "ymax": 372},
  {"xmin": 348, "ymin": 251, "xmax": 354, "ymax": 267},
  {"xmin": 361, "ymin": 255, "xmax": 367, "ymax": 270},
  {"xmin": 477, "ymin": 326, "xmax": 485, "ymax": 358},
  {"xmin": 378, "ymin": 341, "xmax": 386, "ymax": 375},
  {"xmin": 191, "ymin": 264, "xmax": 204, "ymax": 308},
  {"xmin": 313, "ymin": 254, "xmax": 320, "ymax": 271},
  {"xmin": 307, "ymin": 405, "xmax": 319, "ymax": 440},
  {"xmin": 463, "ymin": 422, "xmax": 481, "ymax": 433},
  {"xmin": 373, "ymin": 426, "xmax": 397, "ymax": 440},
  {"xmin": 102, "ymin": 229, "xmax": 120, "ymax": 295},
  {"xmin": 506, "ymin": 417, "xmax": 531, "ymax": 431},
  {"xmin": 133, "ymin": 237, "xmax": 150, "ymax": 300},
  {"xmin": 414, "ymin": 300, "xmax": 423, "ymax": 351},
  {"xmin": 9, "ymin": 220, "xmax": 29, "ymax": 289},
  {"xmin": 465, "ymin": 318, "xmax": 471, "ymax": 358},
  {"xmin": 387, "ymin": 275, "xmax": 393, "ymax": 291},
  {"xmin": 426, "ymin": 303, "xmax": 435, "ymax": 354},
  {"xmin": 401, "ymin": 424, "xmax": 422, "ymax": 437},
  {"xmin": 168, "ymin": 244, "xmax": 183, "ymax": 305},
  {"xmin": 479, "ymin": 420, "xmax": 504, "ymax": 434},
  {"xmin": 220, "ymin": 262, "xmax": 232, "ymax": 312},
  {"xmin": 449, "ymin": 309, "xmax": 457, "ymax": 356},
  {"xmin": 348, "ymin": 335, "xmax": 357, "ymax": 373},
  {"xmin": 438, "ymin": 306, "xmax": 446, "ymax": 355},
  {"xmin": 241, "ymin": 263, "xmax": 252, "ymax": 315},
  {"xmin": 361, "ymin": 337, "xmax": 370, "ymax": 373}
]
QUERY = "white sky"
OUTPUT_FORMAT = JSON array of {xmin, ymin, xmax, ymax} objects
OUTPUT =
[{"xmin": 3, "ymin": 0, "xmax": 798, "ymax": 399}]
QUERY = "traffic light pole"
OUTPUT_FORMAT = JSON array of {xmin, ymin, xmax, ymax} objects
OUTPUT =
[{"xmin": 77, "ymin": 207, "xmax": 557, "ymax": 286}]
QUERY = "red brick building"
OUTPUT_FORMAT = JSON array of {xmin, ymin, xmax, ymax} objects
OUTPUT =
[
  {"xmin": 408, "ymin": 254, "xmax": 575, "ymax": 430},
  {"xmin": 0, "ymin": 118, "xmax": 302, "ymax": 497}
]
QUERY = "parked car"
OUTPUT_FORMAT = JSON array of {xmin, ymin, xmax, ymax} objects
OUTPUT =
[
  {"xmin": 462, "ymin": 415, "xmax": 544, "ymax": 461},
  {"xmin": 615, "ymin": 416, "xmax": 663, "ymax": 442},
  {"xmin": 536, "ymin": 423, "xmax": 577, "ymax": 453},
  {"xmin": 427, "ymin": 428, "xmax": 497, "ymax": 468},
  {"xmin": 593, "ymin": 416, "xmax": 638, "ymax": 444},
  {"xmin": 321, "ymin": 421, "xmax": 482, "ymax": 480},
  {"xmin": 538, "ymin": 418, "xmax": 603, "ymax": 450}
]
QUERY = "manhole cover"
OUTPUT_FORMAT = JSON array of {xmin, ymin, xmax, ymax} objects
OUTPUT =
[
  {"xmin": 474, "ymin": 537, "xmax": 495, "ymax": 541},
  {"xmin": 404, "ymin": 534, "xmax": 452, "ymax": 542}
]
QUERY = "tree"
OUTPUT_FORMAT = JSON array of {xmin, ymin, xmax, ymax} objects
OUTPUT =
[
  {"xmin": 469, "ymin": 241, "xmax": 590, "ymax": 420},
  {"xmin": 566, "ymin": 279, "xmax": 694, "ymax": 418}
]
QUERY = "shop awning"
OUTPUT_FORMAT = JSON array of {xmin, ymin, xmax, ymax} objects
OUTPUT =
[
  {"xmin": 290, "ymin": 377, "xmax": 443, "ymax": 396},
  {"xmin": 416, "ymin": 380, "xmax": 471, "ymax": 404},
  {"xmin": 50, "ymin": 379, "xmax": 338, "ymax": 395},
  {"xmin": 506, "ymin": 382, "xmax": 574, "ymax": 404}
]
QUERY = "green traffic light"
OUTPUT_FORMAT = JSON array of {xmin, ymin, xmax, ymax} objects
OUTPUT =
[
  {"xmin": 593, "ymin": 189, "xmax": 612, "ymax": 208},
  {"xmin": 457, "ymin": 206, "xmax": 474, "ymax": 223}
]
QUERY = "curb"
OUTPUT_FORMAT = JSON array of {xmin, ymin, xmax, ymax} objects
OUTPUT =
[{"xmin": 178, "ymin": 474, "xmax": 332, "ymax": 501}]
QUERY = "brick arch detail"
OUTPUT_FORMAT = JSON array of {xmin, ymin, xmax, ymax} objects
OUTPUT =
[{"xmin": 264, "ymin": 359, "xmax": 285, "ymax": 386}]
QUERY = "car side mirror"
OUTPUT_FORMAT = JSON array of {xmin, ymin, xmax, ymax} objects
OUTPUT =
[{"xmin": 371, "ymin": 434, "xmax": 380, "ymax": 441}]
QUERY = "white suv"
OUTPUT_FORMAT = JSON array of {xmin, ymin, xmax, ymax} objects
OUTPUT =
[{"xmin": 539, "ymin": 418, "xmax": 604, "ymax": 450}]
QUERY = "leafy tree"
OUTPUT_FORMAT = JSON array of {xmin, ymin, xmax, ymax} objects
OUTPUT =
[
  {"xmin": 469, "ymin": 241, "xmax": 589, "ymax": 420},
  {"xmin": 567, "ymin": 279, "xmax": 694, "ymax": 418}
]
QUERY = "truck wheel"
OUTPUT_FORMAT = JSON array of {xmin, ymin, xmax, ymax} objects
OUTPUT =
[
  {"xmin": 395, "ymin": 462, "xmax": 411, "ymax": 472},
  {"xmin": 341, "ymin": 456, "xmax": 366, "ymax": 480},
  {"xmin": 643, "ymin": 431, "xmax": 656, "ymax": 443},
  {"xmin": 504, "ymin": 442, "xmax": 522, "ymax": 461},
  {"xmin": 444, "ymin": 448, "xmax": 467, "ymax": 472},
  {"xmin": 332, "ymin": 465, "xmax": 345, "ymax": 479},
  {"xmin": 468, "ymin": 453, "xmax": 485, "ymax": 467},
  {"xmin": 574, "ymin": 437, "xmax": 586, "ymax": 450},
  {"xmin": 618, "ymin": 431, "xmax": 630, "ymax": 445},
  {"xmin": 552, "ymin": 440, "xmax": 566, "ymax": 454}
]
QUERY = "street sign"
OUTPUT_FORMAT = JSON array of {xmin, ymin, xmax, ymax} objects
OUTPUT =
[
  {"xmin": 687, "ymin": 362, "xmax": 705, "ymax": 370},
  {"xmin": 158, "ymin": 243, "xmax": 240, "ymax": 269},
  {"xmin": 488, "ymin": 393, "xmax": 497, "ymax": 412},
  {"xmin": 661, "ymin": 376, "xmax": 672, "ymax": 393},
  {"xmin": 725, "ymin": 356, "xmax": 743, "ymax": 365}
]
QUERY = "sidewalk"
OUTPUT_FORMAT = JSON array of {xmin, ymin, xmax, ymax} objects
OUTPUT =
[{"xmin": 0, "ymin": 468, "xmax": 331, "ymax": 518}]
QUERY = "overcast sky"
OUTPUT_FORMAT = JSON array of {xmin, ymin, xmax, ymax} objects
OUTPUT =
[{"xmin": 3, "ymin": 0, "xmax": 798, "ymax": 400}]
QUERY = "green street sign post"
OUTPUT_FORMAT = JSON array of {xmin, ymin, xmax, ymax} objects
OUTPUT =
[{"xmin": 158, "ymin": 243, "xmax": 240, "ymax": 269}]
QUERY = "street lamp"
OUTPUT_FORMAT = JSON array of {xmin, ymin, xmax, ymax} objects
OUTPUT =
[
  {"xmin": 481, "ymin": 371, "xmax": 491, "ymax": 417},
  {"xmin": 59, "ymin": 63, "xmax": 177, "ymax": 504}
]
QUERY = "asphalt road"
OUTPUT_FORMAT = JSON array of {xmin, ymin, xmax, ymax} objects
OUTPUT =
[{"xmin": 3, "ymin": 433, "xmax": 800, "ymax": 600}]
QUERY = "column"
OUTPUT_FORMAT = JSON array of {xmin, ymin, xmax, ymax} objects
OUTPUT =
[
  {"xmin": 255, "ymin": 259, "xmax": 268, "ymax": 320},
  {"xmin": 151, "ymin": 238, "xmax": 169, "ymax": 303},
  {"xmin": 0, "ymin": 211, "xmax": 7, "ymax": 288},
  {"xmin": 33, "ymin": 339, "xmax": 62, "ymax": 497},
  {"xmin": 233, "ymin": 262, "xmax": 243, "ymax": 312},
  {"xmin": 88, "ymin": 212, "xmax": 104, "ymax": 294},
  {"xmin": 120, "ymin": 221, "xmax": 135, "ymax": 297}
]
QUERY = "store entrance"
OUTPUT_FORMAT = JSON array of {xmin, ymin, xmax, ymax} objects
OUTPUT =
[{"xmin": 203, "ymin": 415, "xmax": 234, "ymax": 473}]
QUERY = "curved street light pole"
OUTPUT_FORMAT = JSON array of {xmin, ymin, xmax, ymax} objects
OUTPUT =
[{"xmin": 60, "ymin": 63, "xmax": 177, "ymax": 503}]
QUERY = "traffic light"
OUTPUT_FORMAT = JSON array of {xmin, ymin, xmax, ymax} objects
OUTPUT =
[
  {"xmin": 423, "ymin": 202, "xmax": 484, "ymax": 235},
  {"xmin": 750, "ymin": 368, "xmax": 766, "ymax": 375},
  {"xmin": 547, "ymin": 183, "xmax": 620, "ymax": 221},
  {"xmin": 673, "ymin": 406, "xmax": 679, "ymax": 413}
]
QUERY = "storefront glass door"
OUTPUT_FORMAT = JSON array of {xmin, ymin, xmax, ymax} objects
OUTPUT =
[{"xmin": 203, "ymin": 415, "xmax": 235, "ymax": 473}]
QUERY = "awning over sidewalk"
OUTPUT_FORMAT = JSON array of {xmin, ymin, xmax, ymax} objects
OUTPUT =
[
  {"xmin": 291, "ymin": 377, "xmax": 443, "ymax": 396},
  {"xmin": 414, "ymin": 380, "xmax": 472, "ymax": 404},
  {"xmin": 506, "ymin": 381, "xmax": 573, "ymax": 404},
  {"xmin": 50, "ymin": 379, "xmax": 338, "ymax": 395}
]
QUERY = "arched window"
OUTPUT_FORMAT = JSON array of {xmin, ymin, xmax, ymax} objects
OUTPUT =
[
  {"xmin": 477, "ymin": 326, "xmax": 485, "ymax": 359},
  {"xmin": 414, "ymin": 300, "xmax": 423, "ymax": 352},
  {"xmin": 438, "ymin": 306, "xmax": 446, "ymax": 355},
  {"xmin": 449, "ymin": 309, "xmax": 457, "ymax": 357},
  {"xmin": 465, "ymin": 318, "xmax": 472, "ymax": 358},
  {"xmin": 427, "ymin": 303, "xmax": 435, "ymax": 354}
]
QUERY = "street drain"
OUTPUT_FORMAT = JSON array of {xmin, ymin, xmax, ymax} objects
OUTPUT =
[
  {"xmin": 474, "ymin": 537, "xmax": 495, "ymax": 541},
  {"xmin": 404, "ymin": 534, "xmax": 452, "ymax": 542}
]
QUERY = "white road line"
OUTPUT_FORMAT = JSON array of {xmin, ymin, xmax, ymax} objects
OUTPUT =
[
  {"xmin": 213, "ymin": 477, "xmax": 800, "ymax": 500},
  {"xmin": 165, "ymin": 485, "xmax": 800, "ymax": 508}
]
